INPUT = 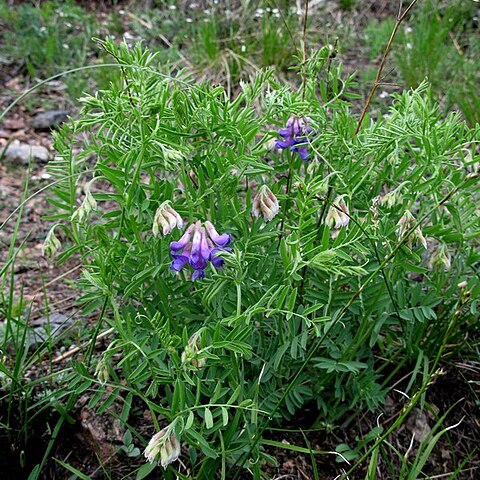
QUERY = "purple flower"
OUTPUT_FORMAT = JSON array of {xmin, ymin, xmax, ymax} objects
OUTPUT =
[
  {"xmin": 170, "ymin": 220, "xmax": 231, "ymax": 280},
  {"xmin": 275, "ymin": 114, "xmax": 313, "ymax": 161}
]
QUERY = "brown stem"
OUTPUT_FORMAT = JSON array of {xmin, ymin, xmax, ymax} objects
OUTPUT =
[
  {"xmin": 271, "ymin": 0, "xmax": 298, "ymax": 52},
  {"xmin": 354, "ymin": 0, "xmax": 419, "ymax": 136},
  {"xmin": 301, "ymin": 0, "xmax": 309, "ymax": 102}
]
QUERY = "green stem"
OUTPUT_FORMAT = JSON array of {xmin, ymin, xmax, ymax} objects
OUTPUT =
[
  {"xmin": 277, "ymin": 152, "xmax": 295, "ymax": 246},
  {"xmin": 236, "ymin": 282, "xmax": 242, "ymax": 317}
]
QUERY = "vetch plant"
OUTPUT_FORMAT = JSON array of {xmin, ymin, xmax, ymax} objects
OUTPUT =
[
  {"xmin": 325, "ymin": 196, "xmax": 350, "ymax": 230},
  {"xmin": 44, "ymin": 36, "xmax": 479, "ymax": 479},
  {"xmin": 169, "ymin": 220, "xmax": 232, "ymax": 281},
  {"xmin": 275, "ymin": 114, "xmax": 313, "ymax": 161},
  {"xmin": 396, "ymin": 210, "xmax": 427, "ymax": 249}
]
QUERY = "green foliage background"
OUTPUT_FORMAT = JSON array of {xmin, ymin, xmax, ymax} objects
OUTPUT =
[{"xmin": 42, "ymin": 37, "xmax": 479, "ymax": 478}]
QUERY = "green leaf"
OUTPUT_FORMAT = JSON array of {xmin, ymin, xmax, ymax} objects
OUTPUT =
[
  {"xmin": 121, "ymin": 393, "xmax": 133, "ymax": 424},
  {"xmin": 54, "ymin": 459, "xmax": 93, "ymax": 480},
  {"xmin": 185, "ymin": 411, "xmax": 194, "ymax": 430},
  {"xmin": 227, "ymin": 385, "xmax": 242, "ymax": 405},
  {"xmin": 187, "ymin": 429, "xmax": 218, "ymax": 459},
  {"xmin": 204, "ymin": 408, "xmax": 213, "ymax": 429},
  {"xmin": 171, "ymin": 379, "xmax": 185, "ymax": 416},
  {"xmin": 221, "ymin": 407, "xmax": 229, "ymax": 426},
  {"xmin": 399, "ymin": 261, "xmax": 428, "ymax": 273},
  {"xmin": 136, "ymin": 461, "xmax": 157, "ymax": 480}
]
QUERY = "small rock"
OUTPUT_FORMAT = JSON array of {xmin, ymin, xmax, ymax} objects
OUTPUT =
[
  {"xmin": 4, "ymin": 144, "xmax": 50, "ymax": 165},
  {"xmin": 27, "ymin": 313, "xmax": 73, "ymax": 348},
  {"xmin": 80, "ymin": 404, "xmax": 125, "ymax": 461},
  {"xmin": 4, "ymin": 313, "xmax": 73, "ymax": 354},
  {"xmin": 32, "ymin": 110, "xmax": 69, "ymax": 130},
  {"xmin": 406, "ymin": 408, "xmax": 432, "ymax": 442}
]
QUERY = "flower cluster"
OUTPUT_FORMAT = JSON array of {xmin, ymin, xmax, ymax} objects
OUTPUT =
[
  {"xmin": 252, "ymin": 185, "xmax": 280, "ymax": 222},
  {"xmin": 181, "ymin": 331, "xmax": 207, "ymax": 369},
  {"xmin": 144, "ymin": 428, "xmax": 181, "ymax": 468},
  {"xmin": 276, "ymin": 114, "xmax": 313, "ymax": 161},
  {"xmin": 170, "ymin": 221, "xmax": 231, "ymax": 280},
  {"xmin": 325, "ymin": 197, "xmax": 350, "ymax": 229},
  {"xmin": 428, "ymin": 243, "xmax": 451, "ymax": 271},
  {"xmin": 42, "ymin": 225, "xmax": 62, "ymax": 257},
  {"xmin": 396, "ymin": 210, "xmax": 427, "ymax": 248},
  {"xmin": 71, "ymin": 181, "xmax": 97, "ymax": 223},
  {"xmin": 94, "ymin": 358, "xmax": 109, "ymax": 385},
  {"xmin": 153, "ymin": 201, "xmax": 183, "ymax": 237}
]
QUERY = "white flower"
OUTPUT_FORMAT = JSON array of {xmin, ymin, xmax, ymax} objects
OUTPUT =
[
  {"xmin": 181, "ymin": 331, "xmax": 207, "ymax": 369},
  {"xmin": 325, "ymin": 196, "xmax": 350, "ymax": 229},
  {"xmin": 144, "ymin": 428, "xmax": 181, "ymax": 468},
  {"xmin": 42, "ymin": 226, "xmax": 62, "ymax": 257},
  {"xmin": 94, "ymin": 359, "xmax": 109, "ymax": 385},
  {"xmin": 428, "ymin": 244, "xmax": 451, "ymax": 271},
  {"xmin": 252, "ymin": 185, "xmax": 280, "ymax": 222},
  {"xmin": 153, "ymin": 202, "xmax": 183, "ymax": 237},
  {"xmin": 396, "ymin": 210, "xmax": 427, "ymax": 249},
  {"xmin": 71, "ymin": 181, "xmax": 97, "ymax": 223},
  {"xmin": 380, "ymin": 189, "xmax": 399, "ymax": 208}
]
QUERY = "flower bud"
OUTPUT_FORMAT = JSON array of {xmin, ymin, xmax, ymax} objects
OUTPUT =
[
  {"xmin": 71, "ymin": 181, "xmax": 97, "ymax": 223},
  {"xmin": 380, "ymin": 190, "xmax": 399, "ymax": 209},
  {"xmin": 181, "ymin": 331, "xmax": 207, "ymax": 369},
  {"xmin": 396, "ymin": 210, "xmax": 427, "ymax": 249},
  {"xmin": 379, "ymin": 182, "xmax": 409, "ymax": 209},
  {"xmin": 42, "ymin": 226, "xmax": 61, "ymax": 257},
  {"xmin": 252, "ymin": 185, "xmax": 280, "ymax": 222},
  {"xmin": 162, "ymin": 146, "xmax": 184, "ymax": 162},
  {"xmin": 144, "ymin": 427, "xmax": 181, "ymax": 468},
  {"xmin": 325, "ymin": 196, "xmax": 350, "ymax": 229},
  {"xmin": 428, "ymin": 244, "xmax": 451, "ymax": 271},
  {"xmin": 370, "ymin": 196, "xmax": 380, "ymax": 227},
  {"xmin": 153, "ymin": 201, "xmax": 183, "ymax": 237},
  {"xmin": 94, "ymin": 359, "xmax": 109, "ymax": 385}
]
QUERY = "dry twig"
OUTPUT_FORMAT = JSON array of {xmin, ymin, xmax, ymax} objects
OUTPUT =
[{"xmin": 354, "ymin": 0, "xmax": 419, "ymax": 136}]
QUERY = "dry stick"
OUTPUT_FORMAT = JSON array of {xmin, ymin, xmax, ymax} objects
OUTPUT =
[
  {"xmin": 301, "ymin": 0, "xmax": 310, "ymax": 102},
  {"xmin": 427, "ymin": 467, "xmax": 480, "ymax": 479},
  {"xmin": 438, "ymin": 12, "xmax": 464, "ymax": 56},
  {"xmin": 52, "ymin": 327, "xmax": 114, "ymax": 364},
  {"xmin": 277, "ymin": 0, "xmax": 310, "ymax": 245},
  {"xmin": 354, "ymin": 0, "xmax": 419, "ymax": 136},
  {"xmin": 29, "ymin": 263, "xmax": 83, "ymax": 297}
]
